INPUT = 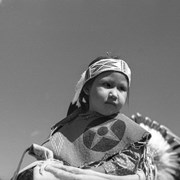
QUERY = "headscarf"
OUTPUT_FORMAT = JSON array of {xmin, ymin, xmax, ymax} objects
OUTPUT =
[{"xmin": 67, "ymin": 58, "xmax": 131, "ymax": 115}]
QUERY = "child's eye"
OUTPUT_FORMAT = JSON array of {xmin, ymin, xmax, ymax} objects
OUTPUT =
[
  {"xmin": 102, "ymin": 82, "xmax": 111, "ymax": 88},
  {"xmin": 118, "ymin": 85, "xmax": 127, "ymax": 92}
]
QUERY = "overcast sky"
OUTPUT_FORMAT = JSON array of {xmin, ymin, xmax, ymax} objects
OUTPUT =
[{"xmin": 0, "ymin": 0, "xmax": 180, "ymax": 179}]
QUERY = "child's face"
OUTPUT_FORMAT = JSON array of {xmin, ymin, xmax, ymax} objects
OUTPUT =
[{"xmin": 88, "ymin": 71, "xmax": 128, "ymax": 116}]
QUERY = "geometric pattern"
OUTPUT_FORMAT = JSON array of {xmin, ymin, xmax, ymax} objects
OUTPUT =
[
  {"xmin": 83, "ymin": 119, "xmax": 126, "ymax": 152},
  {"xmin": 51, "ymin": 132, "xmax": 64, "ymax": 157}
]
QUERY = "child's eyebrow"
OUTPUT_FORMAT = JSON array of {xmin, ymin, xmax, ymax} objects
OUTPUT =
[
  {"xmin": 100, "ymin": 77, "xmax": 113, "ymax": 82},
  {"xmin": 100, "ymin": 78, "xmax": 127, "ymax": 86}
]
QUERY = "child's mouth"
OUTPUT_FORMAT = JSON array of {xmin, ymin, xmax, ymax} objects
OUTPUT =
[{"xmin": 105, "ymin": 101, "xmax": 117, "ymax": 107}]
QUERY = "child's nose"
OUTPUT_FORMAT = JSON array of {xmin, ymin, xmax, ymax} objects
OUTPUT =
[{"xmin": 109, "ymin": 90, "xmax": 118, "ymax": 100}]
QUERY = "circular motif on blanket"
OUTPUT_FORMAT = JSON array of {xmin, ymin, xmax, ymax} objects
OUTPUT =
[{"xmin": 83, "ymin": 119, "xmax": 126, "ymax": 152}]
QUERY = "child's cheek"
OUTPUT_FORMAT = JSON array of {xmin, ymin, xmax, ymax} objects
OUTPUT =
[
  {"xmin": 98, "ymin": 87, "xmax": 108, "ymax": 98},
  {"xmin": 121, "ymin": 93, "xmax": 127, "ymax": 104}
]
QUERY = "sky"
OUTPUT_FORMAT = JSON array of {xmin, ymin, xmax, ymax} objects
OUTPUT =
[{"xmin": 0, "ymin": 0, "xmax": 180, "ymax": 179}]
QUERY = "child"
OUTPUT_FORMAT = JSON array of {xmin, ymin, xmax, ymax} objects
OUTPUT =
[
  {"xmin": 41, "ymin": 56, "xmax": 154, "ymax": 179},
  {"xmin": 16, "ymin": 56, "xmax": 156, "ymax": 180}
]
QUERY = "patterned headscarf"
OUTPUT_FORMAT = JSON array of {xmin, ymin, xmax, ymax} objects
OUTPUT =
[{"xmin": 71, "ymin": 58, "xmax": 131, "ymax": 108}]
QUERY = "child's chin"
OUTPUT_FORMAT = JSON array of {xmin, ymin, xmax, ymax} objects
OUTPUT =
[{"xmin": 100, "ymin": 110, "xmax": 119, "ymax": 116}]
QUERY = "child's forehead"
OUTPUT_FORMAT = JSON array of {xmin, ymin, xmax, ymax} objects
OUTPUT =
[{"xmin": 95, "ymin": 71, "xmax": 128, "ymax": 83}]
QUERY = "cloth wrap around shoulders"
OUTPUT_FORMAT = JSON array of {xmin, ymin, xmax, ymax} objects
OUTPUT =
[{"xmin": 42, "ymin": 112, "xmax": 151, "ymax": 175}]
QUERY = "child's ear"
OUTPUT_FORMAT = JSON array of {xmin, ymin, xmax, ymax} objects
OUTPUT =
[{"xmin": 83, "ymin": 85, "xmax": 90, "ymax": 95}]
